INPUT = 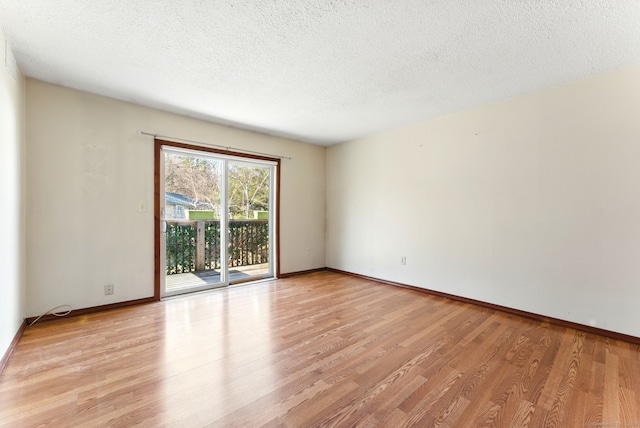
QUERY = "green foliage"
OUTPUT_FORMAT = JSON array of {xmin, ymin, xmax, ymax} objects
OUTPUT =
[
  {"xmin": 228, "ymin": 220, "xmax": 269, "ymax": 267},
  {"xmin": 204, "ymin": 221, "xmax": 221, "ymax": 270},
  {"xmin": 165, "ymin": 223, "xmax": 196, "ymax": 274},
  {"xmin": 165, "ymin": 220, "xmax": 268, "ymax": 275}
]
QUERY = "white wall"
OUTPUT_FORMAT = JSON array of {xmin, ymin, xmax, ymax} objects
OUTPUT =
[
  {"xmin": 26, "ymin": 80, "xmax": 325, "ymax": 317},
  {"xmin": 0, "ymin": 27, "xmax": 26, "ymax": 360},
  {"xmin": 327, "ymin": 65, "xmax": 640, "ymax": 337}
]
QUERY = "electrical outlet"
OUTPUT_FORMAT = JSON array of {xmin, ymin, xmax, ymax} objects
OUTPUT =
[
  {"xmin": 138, "ymin": 201, "xmax": 146, "ymax": 213},
  {"xmin": 400, "ymin": 256, "xmax": 406, "ymax": 265},
  {"xmin": 307, "ymin": 248, "xmax": 311, "ymax": 256},
  {"xmin": 104, "ymin": 284, "xmax": 114, "ymax": 295}
]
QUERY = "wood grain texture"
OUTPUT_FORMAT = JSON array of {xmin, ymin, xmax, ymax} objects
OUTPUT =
[
  {"xmin": 327, "ymin": 267, "xmax": 640, "ymax": 346},
  {"xmin": 1, "ymin": 271, "xmax": 639, "ymax": 427}
]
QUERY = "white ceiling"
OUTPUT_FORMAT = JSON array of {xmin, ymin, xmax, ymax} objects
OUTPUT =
[{"xmin": 1, "ymin": 1, "xmax": 640, "ymax": 145}]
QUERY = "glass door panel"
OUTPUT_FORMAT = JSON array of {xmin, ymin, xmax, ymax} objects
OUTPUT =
[
  {"xmin": 227, "ymin": 161, "xmax": 273, "ymax": 283},
  {"xmin": 161, "ymin": 150, "xmax": 225, "ymax": 297}
]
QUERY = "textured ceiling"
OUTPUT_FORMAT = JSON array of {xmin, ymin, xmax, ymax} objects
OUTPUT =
[{"xmin": 1, "ymin": 1, "xmax": 640, "ymax": 145}]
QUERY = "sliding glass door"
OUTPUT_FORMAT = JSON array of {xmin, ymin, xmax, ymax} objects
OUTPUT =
[{"xmin": 158, "ymin": 142, "xmax": 277, "ymax": 297}]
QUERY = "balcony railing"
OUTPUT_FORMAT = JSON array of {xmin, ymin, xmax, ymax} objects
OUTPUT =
[{"xmin": 166, "ymin": 219, "xmax": 269, "ymax": 275}]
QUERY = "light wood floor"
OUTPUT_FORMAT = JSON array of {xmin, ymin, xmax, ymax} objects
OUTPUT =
[{"xmin": 1, "ymin": 271, "xmax": 639, "ymax": 427}]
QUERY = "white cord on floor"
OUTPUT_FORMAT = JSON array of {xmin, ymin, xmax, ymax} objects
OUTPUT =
[{"xmin": 29, "ymin": 304, "xmax": 72, "ymax": 326}]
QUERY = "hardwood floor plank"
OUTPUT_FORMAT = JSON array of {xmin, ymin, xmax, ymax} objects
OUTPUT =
[
  {"xmin": 433, "ymin": 396, "xmax": 471, "ymax": 428},
  {"xmin": 1, "ymin": 271, "xmax": 639, "ymax": 427},
  {"xmin": 508, "ymin": 399, "xmax": 535, "ymax": 428},
  {"xmin": 604, "ymin": 351, "xmax": 621, "ymax": 425},
  {"xmin": 544, "ymin": 331, "xmax": 585, "ymax": 427},
  {"xmin": 397, "ymin": 366, "xmax": 463, "ymax": 425}
]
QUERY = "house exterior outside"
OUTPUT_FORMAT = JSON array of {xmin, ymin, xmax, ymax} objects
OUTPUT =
[{"xmin": 165, "ymin": 192, "xmax": 196, "ymax": 219}]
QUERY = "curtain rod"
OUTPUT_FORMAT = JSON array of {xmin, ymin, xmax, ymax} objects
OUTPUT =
[{"xmin": 138, "ymin": 131, "xmax": 292, "ymax": 160}]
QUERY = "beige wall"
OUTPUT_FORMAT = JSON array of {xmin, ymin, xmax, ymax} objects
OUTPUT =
[
  {"xmin": 0, "ymin": 27, "xmax": 26, "ymax": 360},
  {"xmin": 327, "ymin": 65, "xmax": 640, "ymax": 337},
  {"xmin": 26, "ymin": 80, "xmax": 326, "ymax": 316}
]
